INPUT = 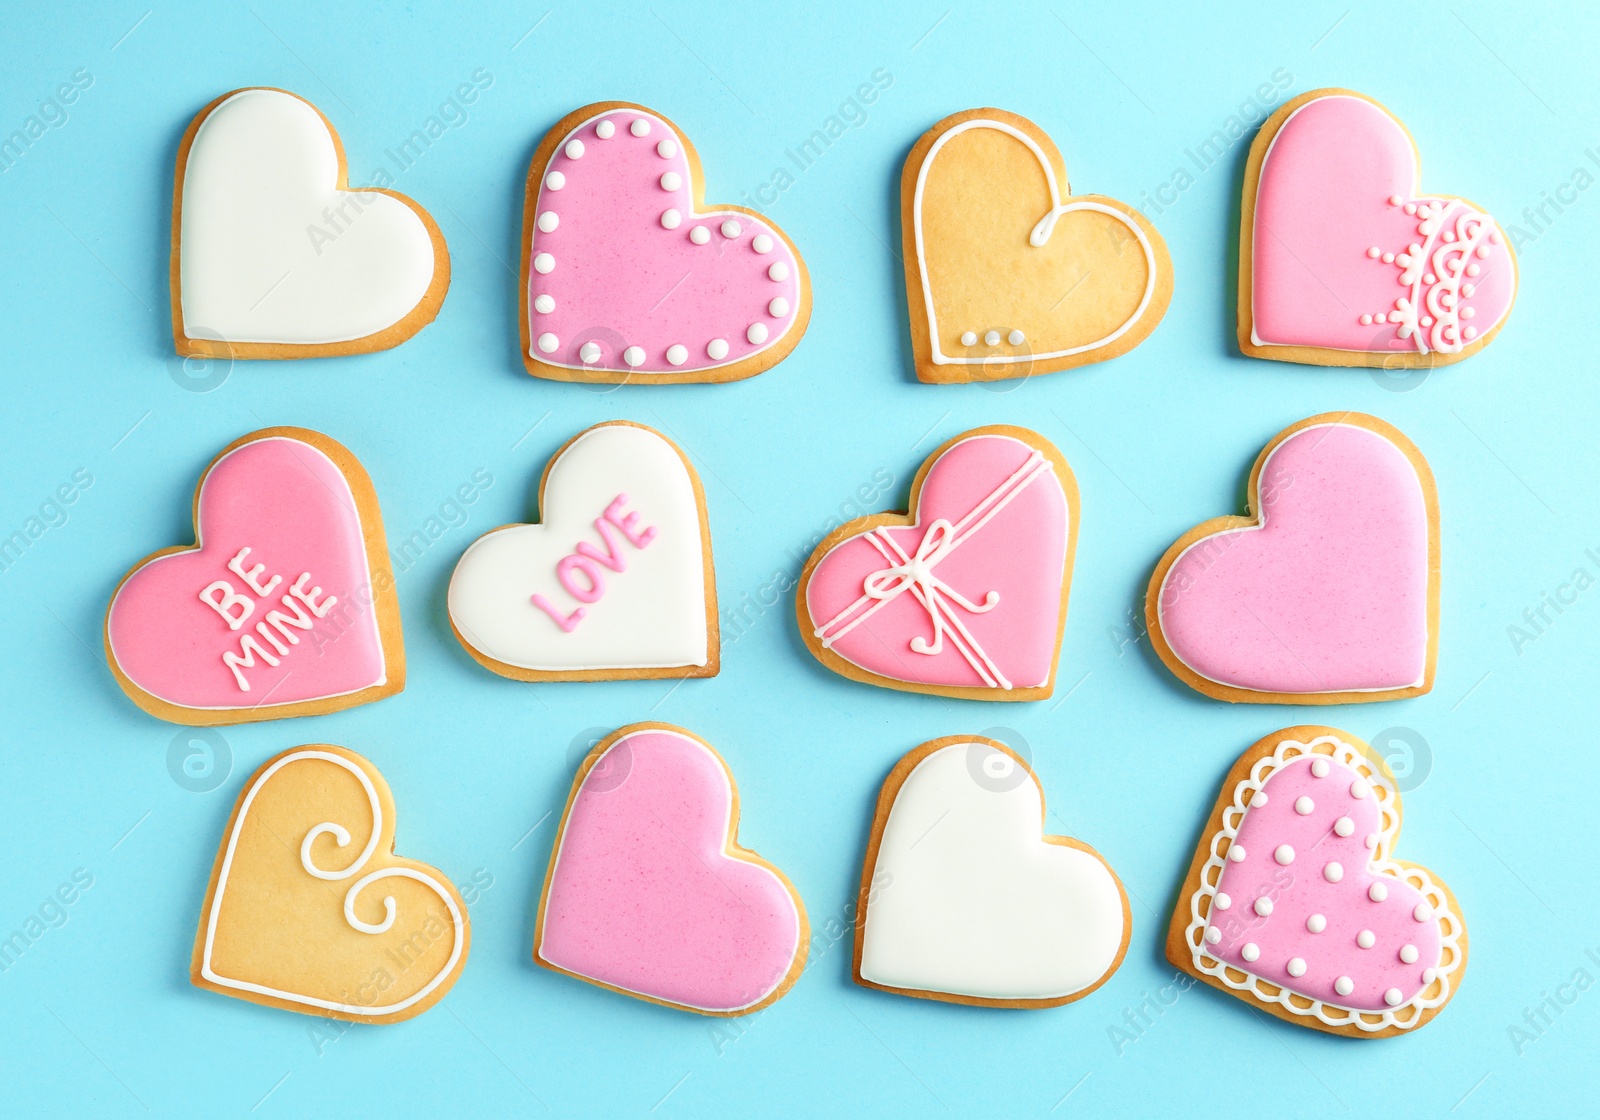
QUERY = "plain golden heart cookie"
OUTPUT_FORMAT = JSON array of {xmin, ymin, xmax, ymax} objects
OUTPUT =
[
  {"xmin": 192, "ymin": 745, "xmax": 469, "ymax": 1023},
  {"xmin": 902, "ymin": 108, "xmax": 1172, "ymax": 383}
]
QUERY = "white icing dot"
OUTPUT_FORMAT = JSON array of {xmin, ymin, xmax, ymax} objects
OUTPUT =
[
  {"xmin": 752, "ymin": 234, "xmax": 773, "ymax": 254},
  {"xmin": 1360, "ymin": 314, "xmax": 1373, "ymax": 326},
  {"xmin": 1443, "ymin": 230, "xmax": 1456, "ymax": 243},
  {"xmin": 533, "ymin": 252, "xmax": 555, "ymax": 274},
  {"xmin": 595, "ymin": 120, "xmax": 615, "ymax": 140},
  {"xmin": 1294, "ymin": 796, "xmax": 1314, "ymax": 816},
  {"xmin": 1374, "ymin": 312, "xmax": 1388, "ymax": 324},
  {"xmin": 538, "ymin": 211, "xmax": 559, "ymax": 233},
  {"xmin": 1311, "ymin": 759, "xmax": 1330, "ymax": 778},
  {"xmin": 768, "ymin": 297, "xmax": 789, "ymax": 318},
  {"xmin": 1287, "ymin": 957, "xmax": 1307, "ymax": 978},
  {"xmin": 630, "ymin": 118, "xmax": 651, "ymax": 137},
  {"xmin": 1205, "ymin": 926, "xmax": 1222, "ymax": 945},
  {"xmin": 1467, "ymin": 263, "xmax": 1481, "ymax": 277},
  {"xmin": 1462, "ymin": 284, "xmax": 1477, "ymax": 297},
  {"xmin": 1461, "ymin": 306, "xmax": 1476, "ymax": 319},
  {"xmin": 1464, "ymin": 326, "xmax": 1478, "ymax": 340},
  {"xmin": 545, "ymin": 171, "xmax": 566, "ymax": 190},
  {"xmin": 706, "ymin": 339, "xmax": 728, "ymax": 360},
  {"xmin": 1358, "ymin": 929, "xmax": 1376, "ymax": 949},
  {"xmin": 665, "ymin": 344, "xmax": 687, "ymax": 366},
  {"xmin": 1254, "ymin": 896, "xmax": 1273, "ymax": 917},
  {"xmin": 1367, "ymin": 247, "xmax": 1381, "ymax": 258},
  {"xmin": 1334, "ymin": 816, "xmax": 1354, "ymax": 837},
  {"xmin": 747, "ymin": 323, "xmax": 769, "ymax": 345},
  {"xmin": 1324, "ymin": 862, "xmax": 1343, "ymax": 883},
  {"xmin": 1423, "ymin": 967, "xmax": 1437, "ymax": 983},
  {"xmin": 1382, "ymin": 252, "xmax": 1396, "ymax": 264},
  {"xmin": 536, "ymin": 332, "xmax": 558, "ymax": 354},
  {"xmin": 1274, "ymin": 844, "xmax": 1295, "ymax": 866},
  {"xmin": 1350, "ymin": 779, "xmax": 1370, "ymax": 800},
  {"xmin": 656, "ymin": 139, "xmax": 678, "ymax": 159},
  {"xmin": 1413, "ymin": 903, "xmax": 1433, "ymax": 922},
  {"xmin": 1421, "ymin": 315, "xmax": 1434, "ymax": 326},
  {"xmin": 1369, "ymin": 883, "xmax": 1388, "ymax": 903},
  {"xmin": 1384, "ymin": 988, "xmax": 1403, "ymax": 1007},
  {"xmin": 1389, "ymin": 194, "xmax": 1403, "ymax": 206},
  {"xmin": 1400, "ymin": 944, "xmax": 1419, "ymax": 964},
  {"xmin": 1476, "ymin": 245, "xmax": 1490, "ymax": 259},
  {"xmin": 533, "ymin": 294, "xmax": 555, "ymax": 314},
  {"xmin": 1366, "ymin": 833, "xmax": 1379, "ymax": 849},
  {"xmin": 579, "ymin": 342, "xmax": 602, "ymax": 364},
  {"xmin": 768, "ymin": 261, "xmax": 790, "ymax": 282},
  {"xmin": 1335, "ymin": 976, "xmax": 1355, "ymax": 996},
  {"xmin": 1306, "ymin": 914, "xmax": 1326, "ymax": 934},
  {"xmin": 960, "ymin": 331, "xmax": 977, "ymax": 346},
  {"xmin": 720, "ymin": 220, "xmax": 742, "ymax": 239},
  {"xmin": 984, "ymin": 329, "xmax": 1001, "ymax": 346},
  {"xmin": 1215, "ymin": 893, "xmax": 1232, "ymax": 911},
  {"xmin": 660, "ymin": 172, "xmax": 682, "ymax": 192},
  {"xmin": 1424, "ymin": 273, "xmax": 1437, "ymax": 285},
  {"xmin": 565, "ymin": 139, "xmax": 584, "ymax": 160},
  {"xmin": 1253, "ymin": 792, "xmax": 1268, "ymax": 807},
  {"xmin": 622, "ymin": 346, "xmax": 645, "ymax": 368},
  {"xmin": 1229, "ymin": 845, "xmax": 1247, "ymax": 863},
  {"xmin": 690, "ymin": 226, "xmax": 711, "ymax": 245},
  {"xmin": 1404, "ymin": 203, "xmax": 1417, "ymax": 215},
  {"xmin": 661, "ymin": 208, "xmax": 682, "ymax": 229},
  {"xmin": 1007, "ymin": 329, "xmax": 1025, "ymax": 345},
  {"xmin": 1241, "ymin": 943, "xmax": 1261, "ymax": 962}
]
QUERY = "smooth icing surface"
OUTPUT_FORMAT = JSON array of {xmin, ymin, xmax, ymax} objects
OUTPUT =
[
  {"xmin": 807, "ymin": 434, "xmax": 1068, "ymax": 690},
  {"xmin": 859, "ymin": 743, "xmax": 1124, "ymax": 1000},
  {"xmin": 527, "ymin": 108, "xmax": 801, "ymax": 373},
  {"xmin": 538, "ymin": 730, "xmax": 801, "ymax": 1012},
  {"xmin": 179, "ymin": 89, "xmax": 436, "ymax": 345},
  {"xmin": 447, "ymin": 425, "xmax": 709, "ymax": 671},
  {"xmin": 1157, "ymin": 423, "xmax": 1429, "ymax": 693},
  {"xmin": 1252, "ymin": 94, "xmax": 1514, "ymax": 355},
  {"xmin": 107, "ymin": 436, "xmax": 386, "ymax": 709},
  {"xmin": 1185, "ymin": 735, "xmax": 1461, "ymax": 1030}
]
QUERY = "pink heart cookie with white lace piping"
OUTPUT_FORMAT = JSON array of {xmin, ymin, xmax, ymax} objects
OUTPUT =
[
  {"xmin": 1147, "ymin": 413, "xmax": 1438, "ymax": 705},
  {"xmin": 534, "ymin": 724, "xmax": 808, "ymax": 1016},
  {"xmin": 798, "ymin": 426, "xmax": 1078, "ymax": 701},
  {"xmin": 104, "ymin": 428, "xmax": 404, "ymax": 725},
  {"xmin": 1240, "ymin": 88, "xmax": 1516, "ymax": 367},
  {"xmin": 521, "ymin": 101, "xmax": 810, "ymax": 384},
  {"xmin": 1168, "ymin": 727, "xmax": 1466, "ymax": 1037}
]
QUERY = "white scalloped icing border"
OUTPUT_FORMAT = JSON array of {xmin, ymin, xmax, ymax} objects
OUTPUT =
[{"xmin": 1182, "ymin": 733, "xmax": 1463, "ymax": 1031}]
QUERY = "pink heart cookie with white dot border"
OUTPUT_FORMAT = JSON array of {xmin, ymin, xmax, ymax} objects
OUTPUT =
[
  {"xmin": 520, "ymin": 101, "xmax": 810, "ymax": 384},
  {"xmin": 1167, "ymin": 726, "xmax": 1466, "ymax": 1037}
]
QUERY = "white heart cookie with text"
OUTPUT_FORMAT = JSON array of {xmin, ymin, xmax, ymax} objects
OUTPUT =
[{"xmin": 447, "ymin": 422, "xmax": 718, "ymax": 680}]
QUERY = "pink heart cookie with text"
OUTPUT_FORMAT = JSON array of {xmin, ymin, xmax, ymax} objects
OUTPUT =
[
  {"xmin": 799, "ymin": 427, "xmax": 1077, "ymax": 701},
  {"xmin": 1147, "ymin": 413, "xmax": 1438, "ymax": 704},
  {"xmin": 535, "ymin": 724, "xmax": 808, "ymax": 1016},
  {"xmin": 105, "ymin": 428, "xmax": 404, "ymax": 725},
  {"xmin": 521, "ymin": 101, "xmax": 810, "ymax": 384},
  {"xmin": 1168, "ymin": 727, "xmax": 1466, "ymax": 1037},
  {"xmin": 1241, "ymin": 89, "xmax": 1516, "ymax": 367}
]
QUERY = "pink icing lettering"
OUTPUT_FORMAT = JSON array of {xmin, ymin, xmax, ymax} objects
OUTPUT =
[
  {"xmin": 227, "ymin": 546, "xmax": 282, "ymax": 597},
  {"xmin": 575, "ymin": 515, "xmax": 630, "ymax": 573},
  {"xmin": 602, "ymin": 494, "xmax": 657, "ymax": 549},
  {"xmin": 557, "ymin": 555, "xmax": 605, "ymax": 603},
  {"xmin": 531, "ymin": 594, "xmax": 586, "ymax": 633},
  {"xmin": 199, "ymin": 580, "xmax": 254, "ymax": 630},
  {"xmin": 531, "ymin": 495, "xmax": 662, "ymax": 632}
]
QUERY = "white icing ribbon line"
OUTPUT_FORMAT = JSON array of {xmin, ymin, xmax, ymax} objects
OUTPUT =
[
  {"xmin": 914, "ymin": 118, "xmax": 1159, "ymax": 366},
  {"xmin": 1390, "ymin": 200, "xmax": 1494, "ymax": 356},
  {"xmin": 814, "ymin": 449, "xmax": 1051, "ymax": 689}
]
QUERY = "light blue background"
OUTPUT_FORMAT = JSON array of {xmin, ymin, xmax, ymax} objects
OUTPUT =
[{"xmin": 2, "ymin": 1, "xmax": 1596, "ymax": 1115}]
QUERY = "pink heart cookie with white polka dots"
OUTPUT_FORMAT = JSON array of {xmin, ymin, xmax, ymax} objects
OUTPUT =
[
  {"xmin": 520, "ymin": 101, "xmax": 810, "ymax": 384},
  {"xmin": 1168, "ymin": 726, "xmax": 1466, "ymax": 1037}
]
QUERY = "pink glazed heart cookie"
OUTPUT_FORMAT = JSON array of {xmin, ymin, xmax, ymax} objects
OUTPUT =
[
  {"xmin": 1168, "ymin": 727, "xmax": 1466, "ymax": 1037},
  {"xmin": 105, "ymin": 428, "xmax": 404, "ymax": 725},
  {"xmin": 1240, "ymin": 89, "xmax": 1516, "ymax": 367},
  {"xmin": 798, "ymin": 426, "xmax": 1078, "ymax": 701},
  {"xmin": 520, "ymin": 101, "xmax": 810, "ymax": 384},
  {"xmin": 1146, "ymin": 413, "xmax": 1438, "ymax": 704},
  {"xmin": 534, "ymin": 724, "xmax": 808, "ymax": 1016}
]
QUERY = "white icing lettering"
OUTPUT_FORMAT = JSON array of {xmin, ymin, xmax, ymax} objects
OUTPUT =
[
  {"xmin": 199, "ymin": 579, "xmax": 254, "ymax": 630},
  {"xmin": 291, "ymin": 572, "xmax": 337, "ymax": 618},
  {"xmin": 223, "ymin": 633, "xmax": 281, "ymax": 691},
  {"xmin": 228, "ymin": 546, "xmax": 283, "ymax": 597}
]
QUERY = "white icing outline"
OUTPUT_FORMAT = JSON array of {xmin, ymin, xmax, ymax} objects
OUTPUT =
[
  {"xmin": 1155, "ymin": 422, "xmax": 1429, "ymax": 695},
  {"xmin": 1182, "ymin": 734, "xmax": 1462, "ymax": 1031},
  {"xmin": 200, "ymin": 750, "xmax": 465, "ymax": 1016},
  {"xmin": 527, "ymin": 108, "xmax": 801, "ymax": 373},
  {"xmin": 106, "ymin": 436, "xmax": 388, "ymax": 710},
  {"xmin": 535, "ymin": 729, "xmax": 801, "ymax": 1013},
  {"xmin": 1248, "ymin": 94, "xmax": 1514, "ymax": 354},
  {"xmin": 912, "ymin": 119, "xmax": 1158, "ymax": 366}
]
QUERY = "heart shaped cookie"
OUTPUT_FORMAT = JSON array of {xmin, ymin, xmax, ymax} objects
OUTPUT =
[
  {"xmin": 798, "ymin": 426, "xmax": 1076, "ymax": 700},
  {"xmin": 1240, "ymin": 89, "xmax": 1517, "ymax": 366},
  {"xmin": 105, "ymin": 428, "xmax": 404, "ymax": 724},
  {"xmin": 1167, "ymin": 727, "xmax": 1465, "ymax": 1036},
  {"xmin": 520, "ymin": 101, "xmax": 809, "ymax": 384},
  {"xmin": 173, "ymin": 88, "xmax": 448, "ymax": 358},
  {"xmin": 1146, "ymin": 413, "xmax": 1438, "ymax": 704},
  {"xmin": 192, "ymin": 745, "xmax": 470, "ymax": 1023},
  {"xmin": 448, "ymin": 422, "xmax": 717, "ymax": 681},
  {"xmin": 902, "ymin": 108, "xmax": 1171, "ymax": 383},
  {"xmin": 855, "ymin": 737, "xmax": 1129, "ymax": 1007},
  {"xmin": 535, "ymin": 724, "xmax": 807, "ymax": 1016}
]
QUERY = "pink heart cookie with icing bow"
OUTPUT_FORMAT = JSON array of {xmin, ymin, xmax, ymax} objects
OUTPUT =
[
  {"xmin": 798, "ymin": 427, "xmax": 1077, "ymax": 701},
  {"xmin": 1168, "ymin": 727, "xmax": 1466, "ymax": 1037},
  {"xmin": 1241, "ymin": 89, "xmax": 1516, "ymax": 367},
  {"xmin": 535, "ymin": 725, "xmax": 808, "ymax": 1016},
  {"xmin": 105, "ymin": 428, "xmax": 404, "ymax": 725},
  {"xmin": 1147, "ymin": 413, "xmax": 1438, "ymax": 704},
  {"xmin": 521, "ymin": 101, "xmax": 809, "ymax": 384}
]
